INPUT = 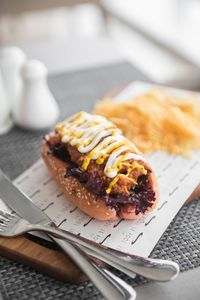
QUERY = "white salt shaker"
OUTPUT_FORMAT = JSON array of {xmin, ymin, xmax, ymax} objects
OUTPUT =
[
  {"xmin": 0, "ymin": 47, "xmax": 26, "ymax": 112},
  {"xmin": 0, "ymin": 69, "xmax": 13, "ymax": 134},
  {"xmin": 13, "ymin": 59, "xmax": 59, "ymax": 130}
]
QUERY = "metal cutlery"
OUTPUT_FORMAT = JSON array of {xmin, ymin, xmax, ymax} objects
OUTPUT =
[
  {"xmin": 0, "ymin": 169, "xmax": 179, "ymax": 287},
  {"xmin": 0, "ymin": 170, "xmax": 137, "ymax": 300},
  {"xmin": 0, "ymin": 208, "xmax": 179, "ymax": 282},
  {"xmin": 0, "ymin": 223, "xmax": 137, "ymax": 300}
]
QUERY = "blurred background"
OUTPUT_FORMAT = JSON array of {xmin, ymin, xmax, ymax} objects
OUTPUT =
[{"xmin": 1, "ymin": 0, "xmax": 200, "ymax": 89}]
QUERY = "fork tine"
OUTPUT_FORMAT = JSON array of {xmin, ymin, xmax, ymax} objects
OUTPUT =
[
  {"xmin": 0, "ymin": 215, "xmax": 9, "ymax": 222},
  {"xmin": 0, "ymin": 210, "xmax": 14, "ymax": 219}
]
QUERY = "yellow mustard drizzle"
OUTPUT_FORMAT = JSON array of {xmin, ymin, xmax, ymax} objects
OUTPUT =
[
  {"xmin": 96, "ymin": 155, "xmax": 108, "ymax": 165},
  {"xmin": 105, "ymin": 148, "xmax": 129, "ymax": 175},
  {"xmin": 105, "ymin": 141, "xmax": 127, "ymax": 155},
  {"xmin": 106, "ymin": 161, "xmax": 147, "ymax": 194},
  {"xmin": 55, "ymin": 123, "xmax": 65, "ymax": 133},
  {"xmin": 56, "ymin": 112, "xmax": 147, "ymax": 194},
  {"xmin": 106, "ymin": 176, "xmax": 120, "ymax": 194},
  {"xmin": 82, "ymin": 140, "xmax": 127, "ymax": 170},
  {"xmin": 68, "ymin": 112, "xmax": 83, "ymax": 123},
  {"xmin": 68, "ymin": 132, "xmax": 84, "ymax": 143}
]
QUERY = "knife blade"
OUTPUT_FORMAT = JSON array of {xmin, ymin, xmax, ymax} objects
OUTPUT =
[
  {"xmin": 0, "ymin": 169, "xmax": 128, "ymax": 263},
  {"xmin": 0, "ymin": 169, "xmax": 138, "ymax": 299},
  {"xmin": 0, "ymin": 169, "xmax": 180, "ymax": 284},
  {"xmin": 0, "ymin": 169, "xmax": 133, "ymax": 265},
  {"xmin": 0, "ymin": 170, "xmax": 50, "ymax": 225}
]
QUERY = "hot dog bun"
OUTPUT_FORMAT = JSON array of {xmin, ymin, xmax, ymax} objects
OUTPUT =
[
  {"xmin": 41, "ymin": 138, "xmax": 159, "ymax": 220},
  {"xmin": 42, "ymin": 141, "xmax": 117, "ymax": 220}
]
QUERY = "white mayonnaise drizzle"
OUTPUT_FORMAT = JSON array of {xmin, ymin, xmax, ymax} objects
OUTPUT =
[{"xmin": 56, "ymin": 111, "xmax": 145, "ymax": 178}]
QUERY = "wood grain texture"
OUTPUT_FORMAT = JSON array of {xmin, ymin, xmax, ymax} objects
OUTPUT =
[
  {"xmin": 0, "ymin": 234, "xmax": 86, "ymax": 283},
  {"xmin": 186, "ymin": 185, "xmax": 200, "ymax": 204}
]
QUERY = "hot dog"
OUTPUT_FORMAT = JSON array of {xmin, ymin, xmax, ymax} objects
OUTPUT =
[{"xmin": 41, "ymin": 112, "xmax": 159, "ymax": 220}]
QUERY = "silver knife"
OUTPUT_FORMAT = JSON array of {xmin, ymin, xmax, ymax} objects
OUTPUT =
[
  {"xmin": 0, "ymin": 169, "xmax": 137, "ymax": 300},
  {"xmin": 0, "ymin": 170, "xmax": 179, "ymax": 282}
]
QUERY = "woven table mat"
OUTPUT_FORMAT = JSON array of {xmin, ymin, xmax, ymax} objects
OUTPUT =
[{"xmin": 0, "ymin": 62, "xmax": 199, "ymax": 300}]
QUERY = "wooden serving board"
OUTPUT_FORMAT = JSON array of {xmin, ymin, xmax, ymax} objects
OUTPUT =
[
  {"xmin": 0, "ymin": 87, "xmax": 199, "ymax": 284},
  {"xmin": 0, "ymin": 186, "xmax": 199, "ymax": 283},
  {"xmin": 0, "ymin": 234, "xmax": 87, "ymax": 283}
]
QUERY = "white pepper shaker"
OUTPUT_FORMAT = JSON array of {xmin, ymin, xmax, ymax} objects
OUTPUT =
[
  {"xmin": 0, "ymin": 47, "xmax": 26, "ymax": 112},
  {"xmin": 0, "ymin": 69, "xmax": 13, "ymax": 134},
  {"xmin": 13, "ymin": 59, "xmax": 60, "ymax": 130}
]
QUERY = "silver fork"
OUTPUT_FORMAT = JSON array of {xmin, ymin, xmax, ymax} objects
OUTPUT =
[
  {"xmin": 0, "ymin": 209, "xmax": 137, "ymax": 300},
  {"xmin": 0, "ymin": 209, "xmax": 179, "ymax": 282}
]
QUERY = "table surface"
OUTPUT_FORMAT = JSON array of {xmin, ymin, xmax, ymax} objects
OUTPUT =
[
  {"xmin": 0, "ymin": 37, "xmax": 200, "ymax": 299},
  {"xmin": 136, "ymin": 267, "xmax": 200, "ymax": 300}
]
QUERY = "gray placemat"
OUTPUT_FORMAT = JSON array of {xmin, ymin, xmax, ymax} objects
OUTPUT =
[{"xmin": 0, "ymin": 62, "xmax": 200, "ymax": 300}]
